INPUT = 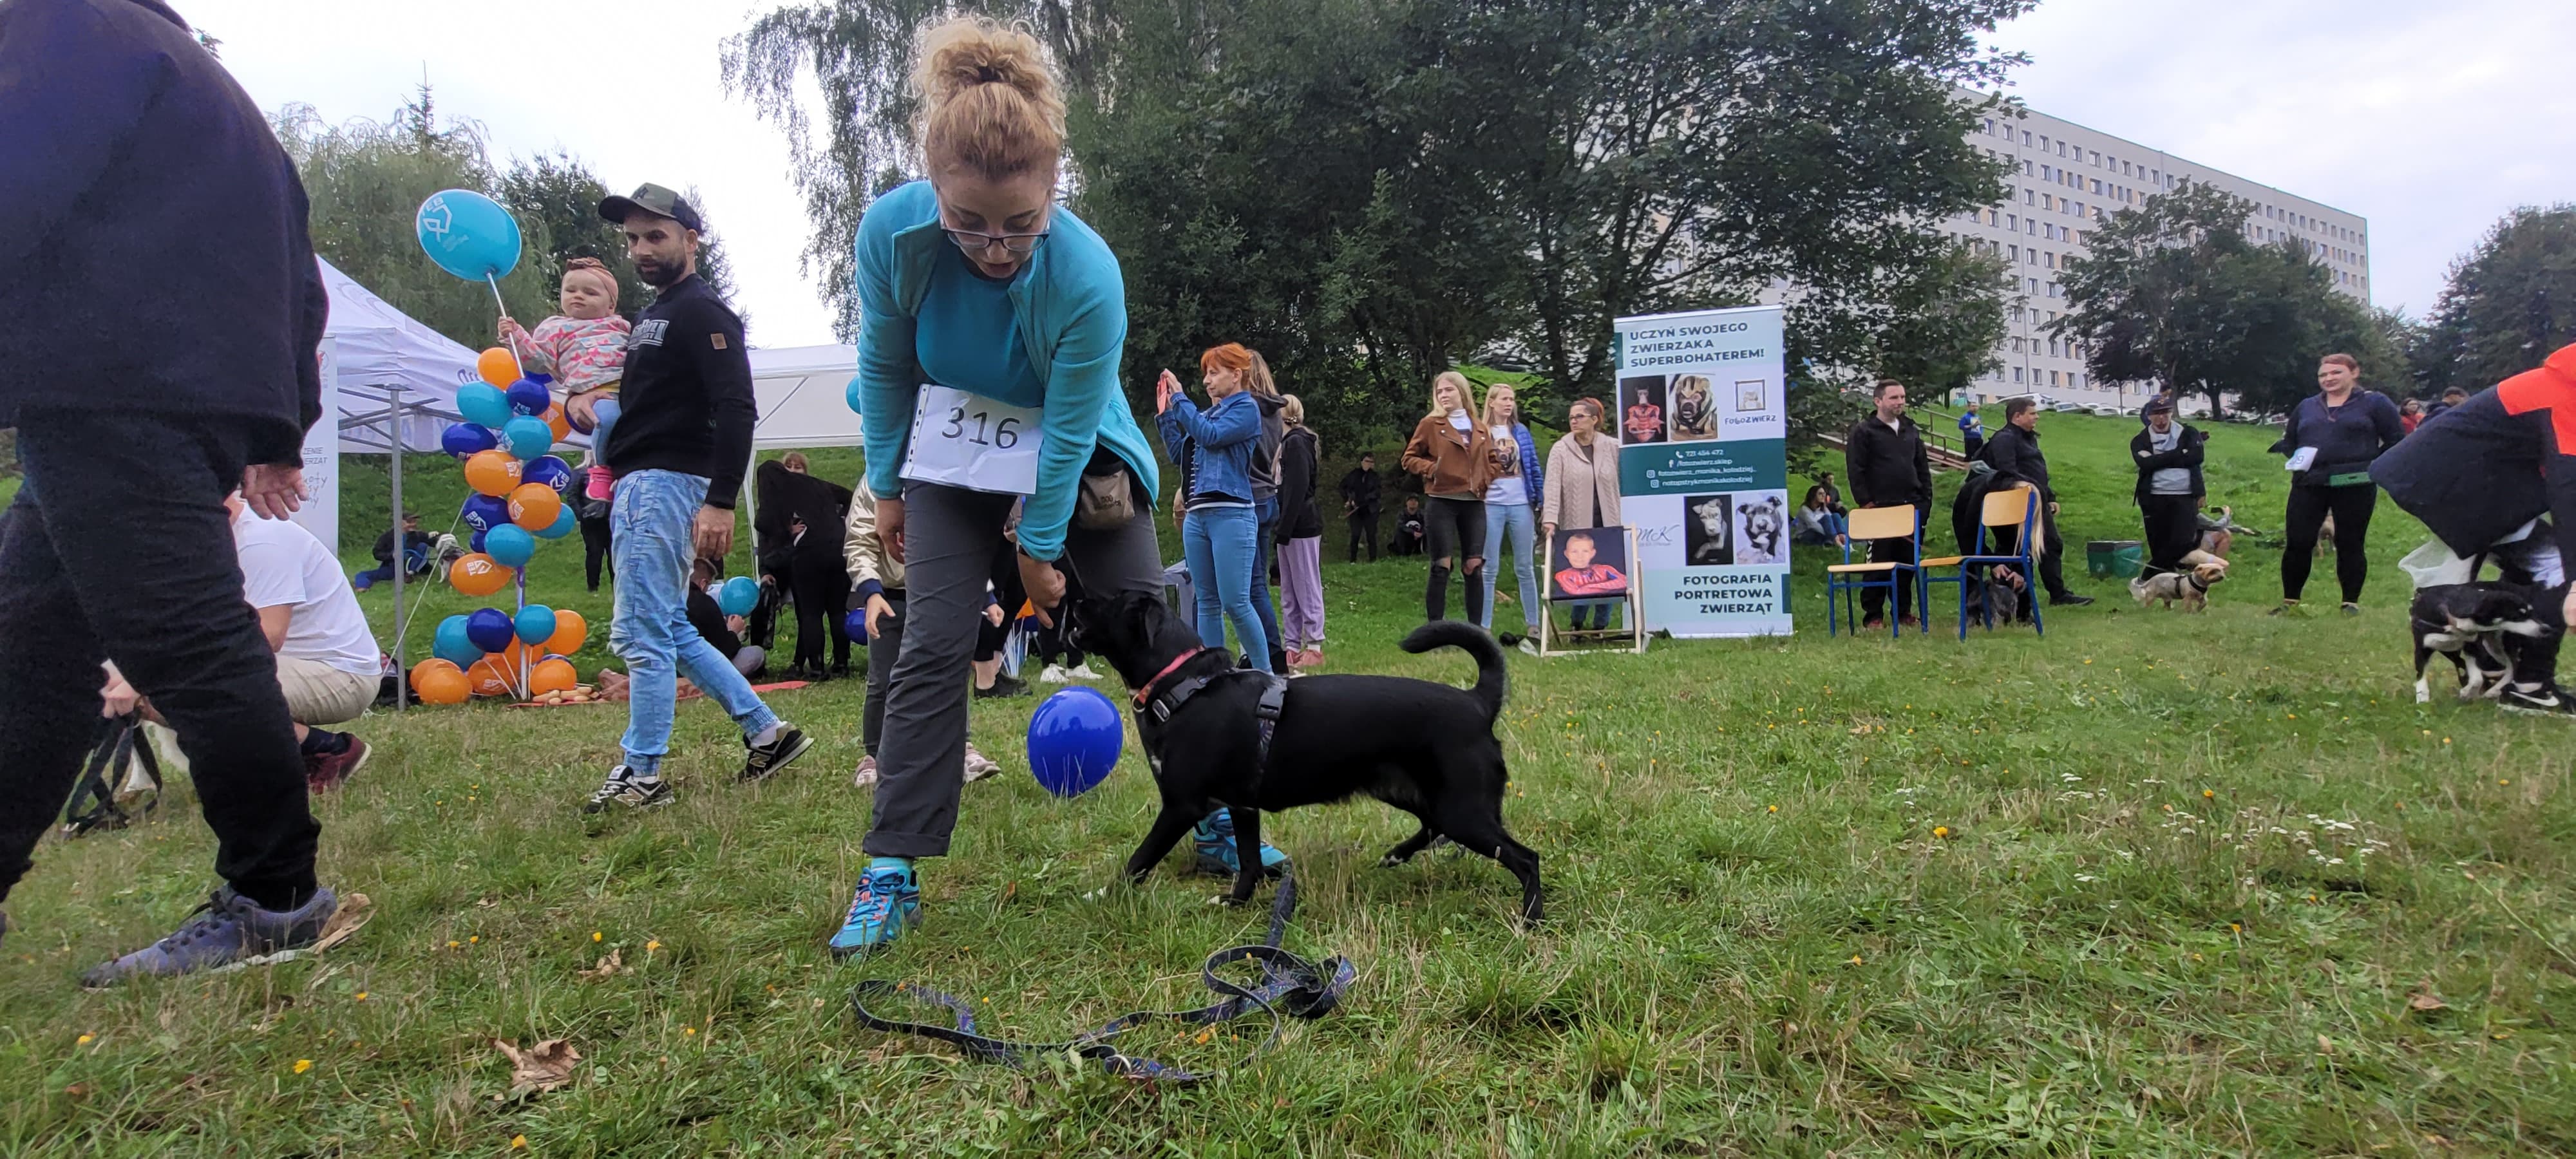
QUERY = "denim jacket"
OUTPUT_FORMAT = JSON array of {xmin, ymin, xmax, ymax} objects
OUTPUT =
[{"xmin": 1157, "ymin": 391, "xmax": 1261, "ymax": 507}]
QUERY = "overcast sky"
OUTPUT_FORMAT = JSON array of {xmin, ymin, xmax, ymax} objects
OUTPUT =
[{"xmin": 184, "ymin": 0, "xmax": 2572, "ymax": 348}]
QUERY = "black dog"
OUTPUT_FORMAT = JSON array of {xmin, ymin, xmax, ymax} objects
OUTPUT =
[
  {"xmin": 2410, "ymin": 582, "xmax": 2549, "ymax": 703},
  {"xmin": 1068, "ymin": 590, "xmax": 1543, "ymax": 924}
]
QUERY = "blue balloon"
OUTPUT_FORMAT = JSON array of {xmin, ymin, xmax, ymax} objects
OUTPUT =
[
  {"xmin": 484, "ymin": 523, "xmax": 536, "ymax": 569},
  {"xmin": 515, "ymin": 605, "xmax": 558, "ymax": 648},
  {"xmin": 719, "ymin": 576, "xmax": 760, "ymax": 617},
  {"xmin": 842, "ymin": 607, "xmax": 869, "ymax": 644},
  {"xmin": 469, "ymin": 528, "xmax": 488, "ymax": 554},
  {"xmin": 460, "ymin": 493, "xmax": 511, "ymax": 536},
  {"xmin": 1028, "ymin": 687, "xmax": 1123, "ymax": 798},
  {"xmin": 845, "ymin": 373, "xmax": 865, "ymax": 415},
  {"xmin": 433, "ymin": 615, "xmax": 482, "ymax": 666},
  {"xmin": 502, "ymin": 416, "xmax": 553, "ymax": 460},
  {"xmin": 522, "ymin": 455, "xmax": 573, "ymax": 495},
  {"xmin": 535, "ymin": 505, "xmax": 578, "ymax": 540},
  {"xmin": 442, "ymin": 422, "xmax": 498, "ymax": 459},
  {"xmin": 464, "ymin": 607, "xmax": 516, "ymax": 654},
  {"xmin": 415, "ymin": 189, "xmax": 523, "ymax": 281},
  {"xmin": 506, "ymin": 379, "xmax": 552, "ymax": 417},
  {"xmin": 457, "ymin": 383, "xmax": 511, "ymax": 429}
]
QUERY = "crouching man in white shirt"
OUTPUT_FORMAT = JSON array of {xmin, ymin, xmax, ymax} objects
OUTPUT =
[{"xmin": 103, "ymin": 494, "xmax": 381, "ymax": 790}]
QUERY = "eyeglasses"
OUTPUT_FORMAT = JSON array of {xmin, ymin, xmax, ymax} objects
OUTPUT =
[{"xmin": 943, "ymin": 227, "xmax": 1050, "ymax": 257}]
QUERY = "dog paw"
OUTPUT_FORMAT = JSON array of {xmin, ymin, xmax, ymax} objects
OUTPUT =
[{"xmin": 1208, "ymin": 894, "xmax": 1252, "ymax": 908}]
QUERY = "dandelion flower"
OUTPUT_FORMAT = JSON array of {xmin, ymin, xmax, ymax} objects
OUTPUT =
[
  {"xmin": 293, "ymin": 1059, "xmax": 312, "ymax": 1074},
  {"xmin": 683, "ymin": 1027, "xmax": 696, "ymax": 1036},
  {"xmin": 2202, "ymin": 789, "xmax": 2215, "ymax": 799},
  {"xmin": 512, "ymin": 1136, "xmax": 528, "ymax": 1149},
  {"xmin": 1767, "ymin": 805, "xmax": 1778, "ymax": 813},
  {"xmin": 2229, "ymin": 923, "xmax": 2241, "ymax": 934},
  {"xmin": 354, "ymin": 992, "xmax": 368, "ymax": 1002},
  {"xmin": 75, "ymin": 1034, "xmax": 93, "ymax": 1046},
  {"xmin": 1849, "ymin": 955, "xmax": 1864, "ymax": 965},
  {"xmin": 592, "ymin": 932, "xmax": 603, "ymax": 943},
  {"xmin": 468, "ymin": 936, "xmax": 479, "ymax": 944},
  {"xmin": 1932, "ymin": 826, "xmax": 1950, "ymax": 838},
  {"xmin": 446, "ymin": 941, "xmax": 460, "ymax": 949}
]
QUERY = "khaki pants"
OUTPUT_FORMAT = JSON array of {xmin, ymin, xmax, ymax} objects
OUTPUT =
[{"xmin": 275, "ymin": 655, "xmax": 375, "ymax": 728}]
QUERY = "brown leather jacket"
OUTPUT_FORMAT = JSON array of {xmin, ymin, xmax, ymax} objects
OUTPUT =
[{"xmin": 1402, "ymin": 413, "xmax": 1508, "ymax": 498}]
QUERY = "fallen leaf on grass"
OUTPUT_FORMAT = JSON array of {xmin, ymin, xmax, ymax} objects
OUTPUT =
[
  {"xmin": 576, "ymin": 950, "xmax": 623, "ymax": 981},
  {"xmin": 2315, "ymin": 1034, "xmax": 2333, "ymax": 1054},
  {"xmin": 2407, "ymin": 989, "xmax": 2449, "ymax": 1013},
  {"xmin": 493, "ymin": 1039, "xmax": 582, "ymax": 1096},
  {"xmin": 309, "ymin": 893, "xmax": 372, "ymax": 954}
]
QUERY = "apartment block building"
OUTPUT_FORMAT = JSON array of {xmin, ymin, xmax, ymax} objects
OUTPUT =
[{"xmin": 1943, "ymin": 95, "xmax": 2371, "ymax": 408}]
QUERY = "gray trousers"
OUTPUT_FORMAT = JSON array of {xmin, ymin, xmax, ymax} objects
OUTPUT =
[
  {"xmin": 867, "ymin": 482, "xmax": 1164, "ymax": 858},
  {"xmin": 862, "ymin": 591, "xmax": 903, "ymax": 757}
]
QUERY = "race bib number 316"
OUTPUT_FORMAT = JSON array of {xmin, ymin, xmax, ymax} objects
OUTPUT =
[{"xmin": 902, "ymin": 384, "xmax": 1046, "ymax": 496}]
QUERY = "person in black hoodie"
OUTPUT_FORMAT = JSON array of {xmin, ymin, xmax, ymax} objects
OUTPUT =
[
  {"xmin": 352, "ymin": 513, "xmax": 433, "ymax": 590},
  {"xmin": 1982, "ymin": 398, "xmax": 2094, "ymax": 606},
  {"xmin": 1340, "ymin": 453, "xmax": 1384, "ymax": 563},
  {"xmin": 0, "ymin": 0, "xmax": 341, "ymax": 981},
  {"xmin": 2372, "ymin": 342, "xmax": 2576, "ymax": 715},
  {"xmin": 755, "ymin": 455, "xmax": 855, "ymax": 679},
  {"xmin": 2130, "ymin": 397, "xmax": 2208, "ymax": 576},
  {"xmin": 2271, "ymin": 353, "xmax": 2405, "ymax": 615},
  {"xmin": 1842, "ymin": 379, "xmax": 1934, "ymax": 626}
]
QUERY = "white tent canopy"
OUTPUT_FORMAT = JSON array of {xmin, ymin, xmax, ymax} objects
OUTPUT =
[
  {"xmin": 750, "ymin": 343, "xmax": 861, "ymax": 450},
  {"xmin": 321, "ymin": 258, "xmax": 478, "ymax": 452}
]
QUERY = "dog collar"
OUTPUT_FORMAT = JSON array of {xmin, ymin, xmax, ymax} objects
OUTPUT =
[{"xmin": 1135, "ymin": 648, "xmax": 1213, "ymax": 710}]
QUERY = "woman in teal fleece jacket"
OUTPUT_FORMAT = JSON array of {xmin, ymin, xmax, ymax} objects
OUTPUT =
[{"xmin": 829, "ymin": 17, "xmax": 1274, "ymax": 960}]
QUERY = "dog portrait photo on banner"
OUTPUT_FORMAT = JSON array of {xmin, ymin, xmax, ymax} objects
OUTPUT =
[{"xmin": 1613, "ymin": 306, "xmax": 1792, "ymax": 637}]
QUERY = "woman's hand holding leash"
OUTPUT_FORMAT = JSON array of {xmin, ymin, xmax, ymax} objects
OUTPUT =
[{"xmin": 1019, "ymin": 552, "xmax": 1066, "ymax": 627}]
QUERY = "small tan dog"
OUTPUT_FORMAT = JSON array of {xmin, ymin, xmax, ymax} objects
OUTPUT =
[{"xmin": 2130, "ymin": 554, "xmax": 2230, "ymax": 611}]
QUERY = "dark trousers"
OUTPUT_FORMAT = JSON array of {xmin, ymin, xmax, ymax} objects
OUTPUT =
[
  {"xmin": 750, "ymin": 563, "xmax": 792, "ymax": 648},
  {"xmin": 2139, "ymin": 493, "xmax": 2200, "ymax": 574},
  {"xmin": 2283, "ymin": 485, "xmax": 2378, "ymax": 603},
  {"xmin": 1962, "ymin": 433, "xmax": 1984, "ymax": 461},
  {"xmin": 1993, "ymin": 504, "xmax": 2071, "ymax": 600},
  {"xmin": 862, "ymin": 591, "xmax": 904, "ymax": 757},
  {"xmin": 580, "ymin": 511, "xmax": 612, "ymax": 590},
  {"xmin": 1251, "ymin": 498, "xmax": 1287, "ymax": 670},
  {"xmin": 1421, "ymin": 495, "xmax": 1488, "ymax": 623},
  {"xmin": 869, "ymin": 482, "xmax": 1164, "ymax": 858},
  {"xmin": 1347, "ymin": 511, "xmax": 1379, "ymax": 562},
  {"xmin": 788, "ymin": 552, "xmax": 851, "ymax": 673},
  {"xmin": 1859, "ymin": 536, "xmax": 1918, "ymax": 621},
  {"xmin": 0, "ymin": 410, "xmax": 317, "ymax": 912}
]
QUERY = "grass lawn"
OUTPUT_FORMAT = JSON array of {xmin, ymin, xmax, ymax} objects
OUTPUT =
[{"xmin": 4, "ymin": 413, "xmax": 2573, "ymax": 1156}]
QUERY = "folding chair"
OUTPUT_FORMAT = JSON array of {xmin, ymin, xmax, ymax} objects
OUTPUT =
[
  {"xmin": 1920, "ymin": 483, "xmax": 2046, "ymax": 639},
  {"xmin": 1824, "ymin": 505, "xmax": 1922, "ymax": 638}
]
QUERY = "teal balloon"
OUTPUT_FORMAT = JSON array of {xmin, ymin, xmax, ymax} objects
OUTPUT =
[
  {"xmin": 535, "ymin": 505, "xmax": 577, "ymax": 539},
  {"xmin": 457, "ymin": 383, "xmax": 511, "ymax": 429},
  {"xmin": 433, "ymin": 615, "xmax": 481, "ymax": 666},
  {"xmin": 845, "ymin": 373, "xmax": 864, "ymax": 415},
  {"xmin": 502, "ymin": 416, "xmax": 553, "ymax": 460},
  {"xmin": 515, "ymin": 605, "xmax": 558, "ymax": 648},
  {"xmin": 719, "ymin": 576, "xmax": 760, "ymax": 616},
  {"xmin": 415, "ymin": 189, "xmax": 523, "ymax": 281},
  {"xmin": 484, "ymin": 523, "xmax": 536, "ymax": 568}
]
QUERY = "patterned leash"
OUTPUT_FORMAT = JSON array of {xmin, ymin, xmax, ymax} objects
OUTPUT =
[{"xmin": 848, "ymin": 868, "xmax": 1354, "ymax": 1083}]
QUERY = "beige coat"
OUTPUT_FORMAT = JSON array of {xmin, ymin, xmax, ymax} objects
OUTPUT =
[
  {"xmin": 1542, "ymin": 434, "xmax": 1622, "ymax": 530},
  {"xmin": 842, "ymin": 478, "xmax": 904, "ymax": 594}
]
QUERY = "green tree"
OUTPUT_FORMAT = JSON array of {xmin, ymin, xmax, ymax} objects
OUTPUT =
[
  {"xmin": 2050, "ymin": 182, "xmax": 2376, "ymax": 419},
  {"xmin": 2413, "ymin": 205, "xmax": 2576, "ymax": 393}
]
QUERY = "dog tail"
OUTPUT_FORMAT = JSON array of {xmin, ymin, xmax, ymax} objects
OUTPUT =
[{"xmin": 1400, "ymin": 621, "xmax": 1508, "ymax": 724}]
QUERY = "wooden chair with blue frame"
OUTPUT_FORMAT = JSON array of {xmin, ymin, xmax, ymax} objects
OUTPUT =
[
  {"xmin": 1920, "ymin": 482, "xmax": 2046, "ymax": 639},
  {"xmin": 1824, "ymin": 504, "xmax": 1924, "ymax": 638}
]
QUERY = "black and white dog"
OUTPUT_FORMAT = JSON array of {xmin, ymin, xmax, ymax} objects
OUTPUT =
[
  {"xmin": 2410, "ymin": 583, "xmax": 2550, "ymax": 703},
  {"xmin": 1067, "ymin": 590, "xmax": 1544, "ymax": 924}
]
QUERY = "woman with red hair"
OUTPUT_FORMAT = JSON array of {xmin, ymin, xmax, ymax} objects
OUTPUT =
[{"xmin": 1156, "ymin": 344, "xmax": 1274, "ymax": 674}]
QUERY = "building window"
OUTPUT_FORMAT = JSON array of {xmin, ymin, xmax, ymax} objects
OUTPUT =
[
  {"xmin": 2014, "ymin": 367, "xmax": 2027, "ymax": 384},
  {"xmin": 2045, "ymin": 251, "xmax": 2056, "ymax": 269},
  {"xmin": 2050, "ymin": 370, "xmax": 2061, "ymax": 387},
  {"xmin": 2038, "ymin": 134, "xmax": 2049, "ymax": 151}
]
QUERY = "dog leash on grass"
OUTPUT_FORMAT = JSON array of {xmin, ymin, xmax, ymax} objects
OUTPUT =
[{"xmin": 848, "ymin": 868, "xmax": 1354, "ymax": 1084}]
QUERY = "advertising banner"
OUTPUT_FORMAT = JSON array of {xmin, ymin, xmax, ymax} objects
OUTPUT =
[
  {"xmin": 1613, "ymin": 306, "xmax": 1792, "ymax": 637},
  {"xmin": 297, "ymin": 337, "xmax": 342, "ymax": 556}
]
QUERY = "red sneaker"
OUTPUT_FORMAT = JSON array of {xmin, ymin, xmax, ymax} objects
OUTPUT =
[{"xmin": 305, "ymin": 737, "xmax": 370, "ymax": 793}]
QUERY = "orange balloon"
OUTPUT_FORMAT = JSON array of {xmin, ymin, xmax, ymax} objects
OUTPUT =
[
  {"xmin": 410, "ymin": 659, "xmax": 471, "ymax": 705},
  {"xmin": 508, "ymin": 483, "xmax": 562, "ymax": 531},
  {"xmin": 466, "ymin": 655, "xmax": 518, "ymax": 698},
  {"xmin": 544, "ymin": 402, "xmax": 571, "ymax": 442},
  {"xmin": 544, "ymin": 609, "xmax": 588, "ymax": 656},
  {"xmin": 477, "ymin": 346, "xmax": 519, "ymax": 388},
  {"xmin": 462, "ymin": 449, "xmax": 522, "ymax": 497},
  {"xmin": 448, "ymin": 552, "xmax": 515, "ymax": 596},
  {"xmin": 529, "ymin": 657, "xmax": 579, "ymax": 696}
]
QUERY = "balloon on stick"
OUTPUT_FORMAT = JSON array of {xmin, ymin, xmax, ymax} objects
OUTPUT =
[
  {"xmin": 521, "ymin": 455, "xmax": 573, "ymax": 495},
  {"xmin": 506, "ymin": 379, "xmax": 551, "ymax": 417},
  {"xmin": 718, "ymin": 576, "xmax": 760, "ymax": 617},
  {"xmin": 1027, "ymin": 687, "xmax": 1123, "ymax": 797},
  {"xmin": 442, "ymin": 422, "xmax": 498, "ymax": 460},
  {"xmin": 464, "ymin": 607, "xmax": 517, "ymax": 653},
  {"xmin": 433, "ymin": 615, "xmax": 482, "ymax": 667},
  {"xmin": 484, "ymin": 523, "xmax": 536, "ymax": 569},
  {"xmin": 475, "ymin": 348, "xmax": 520, "ymax": 390},
  {"xmin": 449, "ymin": 553, "xmax": 513, "ymax": 596},
  {"xmin": 508, "ymin": 483, "xmax": 562, "ymax": 531},
  {"xmin": 458, "ymin": 382, "xmax": 512, "ymax": 429},
  {"xmin": 515, "ymin": 605, "xmax": 558, "ymax": 648},
  {"xmin": 502, "ymin": 416, "xmax": 553, "ymax": 460},
  {"xmin": 544, "ymin": 609, "xmax": 588, "ymax": 655},
  {"xmin": 460, "ymin": 493, "xmax": 511, "ymax": 536},
  {"xmin": 543, "ymin": 402, "xmax": 571, "ymax": 442},
  {"xmin": 465, "ymin": 655, "xmax": 518, "ymax": 698},
  {"xmin": 411, "ymin": 659, "xmax": 472, "ymax": 705},
  {"xmin": 528, "ymin": 657, "xmax": 579, "ymax": 697},
  {"xmin": 462, "ymin": 450, "xmax": 522, "ymax": 497},
  {"xmin": 417, "ymin": 190, "xmax": 524, "ymax": 282},
  {"xmin": 536, "ymin": 505, "xmax": 578, "ymax": 540}
]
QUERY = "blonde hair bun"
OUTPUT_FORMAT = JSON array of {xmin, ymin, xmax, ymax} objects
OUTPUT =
[{"xmin": 915, "ymin": 17, "xmax": 1066, "ymax": 182}]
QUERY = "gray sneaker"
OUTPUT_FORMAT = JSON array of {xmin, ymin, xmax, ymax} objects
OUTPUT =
[
  {"xmin": 583, "ymin": 766, "xmax": 674, "ymax": 813},
  {"xmin": 80, "ymin": 886, "xmax": 337, "ymax": 988}
]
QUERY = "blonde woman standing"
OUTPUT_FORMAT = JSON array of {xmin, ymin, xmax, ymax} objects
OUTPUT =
[
  {"xmin": 1274, "ymin": 395, "xmax": 1325, "ymax": 669},
  {"xmin": 1477, "ymin": 382, "xmax": 1545, "ymax": 649},
  {"xmin": 1543, "ymin": 397, "xmax": 1623, "ymax": 630},
  {"xmin": 1401, "ymin": 371, "xmax": 1511, "ymax": 624}
]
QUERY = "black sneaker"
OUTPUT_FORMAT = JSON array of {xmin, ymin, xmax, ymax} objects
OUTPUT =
[
  {"xmin": 583, "ymin": 766, "xmax": 674, "ymax": 813},
  {"xmin": 2500, "ymin": 686, "xmax": 2576, "ymax": 717},
  {"xmin": 741, "ymin": 724, "xmax": 815, "ymax": 783},
  {"xmin": 974, "ymin": 674, "xmax": 1029, "ymax": 700},
  {"xmin": 2340, "ymin": 602, "xmax": 2363, "ymax": 617},
  {"xmin": 1497, "ymin": 631, "xmax": 1525, "ymax": 647},
  {"xmin": 2048, "ymin": 594, "xmax": 2095, "ymax": 607}
]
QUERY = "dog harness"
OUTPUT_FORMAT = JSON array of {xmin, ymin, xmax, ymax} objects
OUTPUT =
[{"xmin": 1135, "ymin": 647, "xmax": 1291, "ymax": 770}]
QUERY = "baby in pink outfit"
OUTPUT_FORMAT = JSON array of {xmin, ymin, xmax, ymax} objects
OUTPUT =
[{"xmin": 499, "ymin": 257, "xmax": 628, "ymax": 500}]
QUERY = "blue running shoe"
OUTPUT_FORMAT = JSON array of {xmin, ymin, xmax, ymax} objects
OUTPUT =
[
  {"xmin": 1193, "ymin": 809, "xmax": 1290, "ymax": 877},
  {"xmin": 81, "ymin": 886, "xmax": 337, "ymax": 988},
  {"xmin": 829, "ymin": 858, "xmax": 920, "ymax": 959}
]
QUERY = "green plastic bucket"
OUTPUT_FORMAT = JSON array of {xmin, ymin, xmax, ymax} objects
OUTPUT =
[{"xmin": 2086, "ymin": 540, "xmax": 2143, "ymax": 579}]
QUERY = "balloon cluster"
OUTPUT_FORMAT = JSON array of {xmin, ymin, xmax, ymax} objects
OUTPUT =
[
  {"xmin": 440, "ymin": 353, "xmax": 576, "ymax": 594},
  {"xmin": 412, "ymin": 607, "xmax": 588, "ymax": 704}
]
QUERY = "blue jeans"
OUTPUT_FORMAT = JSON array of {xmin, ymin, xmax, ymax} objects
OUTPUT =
[
  {"xmin": 1252, "ymin": 497, "xmax": 1284, "ymax": 666},
  {"xmin": 609, "ymin": 469, "xmax": 779, "ymax": 774},
  {"xmin": 1570, "ymin": 600, "xmax": 1623, "ymax": 631},
  {"xmin": 1182, "ymin": 505, "xmax": 1272, "ymax": 672},
  {"xmin": 1478, "ymin": 501, "xmax": 1541, "ymax": 632}
]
